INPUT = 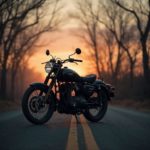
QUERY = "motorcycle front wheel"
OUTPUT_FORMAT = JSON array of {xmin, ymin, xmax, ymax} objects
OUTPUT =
[
  {"xmin": 83, "ymin": 90, "xmax": 108, "ymax": 122},
  {"xmin": 22, "ymin": 85, "xmax": 54, "ymax": 125}
]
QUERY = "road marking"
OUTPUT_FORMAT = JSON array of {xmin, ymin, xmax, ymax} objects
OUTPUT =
[
  {"xmin": 80, "ymin": 115, "xmax": 99, "ymax": 150},
  {"xmin": 66, "ymin": 116, "xmax": 79, "ymax": 150}
]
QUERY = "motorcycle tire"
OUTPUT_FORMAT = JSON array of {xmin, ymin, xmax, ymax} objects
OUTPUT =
[
  {"xmin": 22, "ymin": 85, "xmax": 54, "ymax": 125},
  {"xmin": 83, "ymin": 90, "xmax": 108, "ymax": 122}
]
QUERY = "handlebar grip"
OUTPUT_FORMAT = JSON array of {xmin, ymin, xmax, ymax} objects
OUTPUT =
[
  {"xmin": 74, "ymin": 59, "xmax": 83, "ymax": 62},
  {"xmin": 68, "ymin": 58, "xmax": 83, "ymax": 63}
]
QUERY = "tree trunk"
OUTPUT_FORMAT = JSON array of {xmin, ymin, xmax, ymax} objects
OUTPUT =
[
  {"xmin": 96, "ymin": 57, "xmax": 101, "ymax": 78},
  {"xmin": 130, "ymin": 63, "xmax": 134, "ymax": 87},
  {"xmin": 141, "ymin": 42, "xmax": 149, "ymax": 83},
  {"xmin": 93, "ymin": 45, "xmax": 101, "ymax": 78},
  {"xmin": 10, "ymin": 71, "xmax": 15, "ymax": 101},
  {"xmin": 112, "ymin": 46, "xmax": 122, "ymax": 86},
  {"xmin": 0, "ymin": 62, "xmax": 7, "ymax": 99}
]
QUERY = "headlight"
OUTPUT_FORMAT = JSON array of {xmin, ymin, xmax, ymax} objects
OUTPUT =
[{"xmin": 45, "ymin": 62, "xmax": 53, "ymax": 73}]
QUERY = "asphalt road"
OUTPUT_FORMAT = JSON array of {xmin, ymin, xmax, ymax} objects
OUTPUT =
[{"xmin": 0, "ymin": 106, "xmax": 150, "ymax": 150}]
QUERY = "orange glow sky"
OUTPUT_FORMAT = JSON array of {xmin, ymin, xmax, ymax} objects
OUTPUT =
[
  {"xmin": 28, "ymin": 0, "xmax": 144, "ymax": 79},
  {"xmin": 28, "ymin": 29, "xmax": 95, "ymax": 78},
  {"xmin": 28, "ymin": 0, "xmax": 97, "ymax": 78}
]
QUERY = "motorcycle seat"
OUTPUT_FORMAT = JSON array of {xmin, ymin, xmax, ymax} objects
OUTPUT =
[{"xmin": 82, "ymin": 74, "xmax": 96, "ymax": 83}]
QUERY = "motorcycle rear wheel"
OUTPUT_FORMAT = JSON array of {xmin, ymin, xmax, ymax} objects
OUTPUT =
[
  {"xmin": 83, "ymin": 90, "xmax": 108, "ymax": 122},
  {"xmin": 22, "ymin": 86, "xmax": 54, "ymax": 125}
]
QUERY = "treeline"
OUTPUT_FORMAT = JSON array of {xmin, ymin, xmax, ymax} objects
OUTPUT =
[
  {"xmin": 0, "ymin": 0, "xmax": 62, "ymax": 100},
  {"xmin": 71, "ymin": 0, "xmax": 150, "ymax": 99},
  {"xmin": 0, "ymin": 65, "xmax": 43, "ymax": 101},
  {"xmin": 0, "ymin": 0, "xmax": 150, "ymax": 101}
]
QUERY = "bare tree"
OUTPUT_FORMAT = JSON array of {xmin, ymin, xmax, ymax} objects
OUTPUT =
[
  {"xmin": 95, "ymin": 0, "xmax": 140, "ymax": 86},
  {"xmin": 117, "ymin": 25, "xmax": 140, "ymax": 86},
  {"xmin": 0, "ymin": 0, "xmax": 63, "ymax": 100},
  {"xmin": 96, "ymin": 0, "xmax": 127, "ymax": 84},
  {"xmin": 72, "ymin": 0, "xmax": 141, "ymax": 87},
  {"xmin": 72, "ymin": 0, "xmax": 103, "ymax": 78},
  {"xmin": 101, "ymin": 30, "xmax": 118, "ymax": 82},
  {"xmin": 113, "ymin": 0, "xmax": 150, "ymax": 83}
]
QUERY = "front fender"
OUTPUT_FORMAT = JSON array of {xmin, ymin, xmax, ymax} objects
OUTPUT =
[
  {"xmin": 30, "ymin": 82, "xmax": 55, "ymax": 100},
  {"xmin": 30, "ymin": 83, "xmax": 49, "ymax": 92}
]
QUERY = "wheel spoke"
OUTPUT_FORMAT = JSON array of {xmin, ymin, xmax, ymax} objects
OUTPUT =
[
  {"xmin": 27, "ymin": 89, "xmax": 49, "ymax": 120},
  {"xmin": 88, "ymin": 91, "xmax": 102, "ymax": 116}
]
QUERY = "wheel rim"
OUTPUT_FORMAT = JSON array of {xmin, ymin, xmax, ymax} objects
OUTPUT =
[
  {"xmin": 88, "ymin": 91, "xmax": 103, "ymax": 117},
  {"xmin": 27, "ymin": 89, "xmax": 49, "ymax": 120}
]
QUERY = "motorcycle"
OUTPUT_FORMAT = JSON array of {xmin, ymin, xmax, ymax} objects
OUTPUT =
[{"xmin": 22, "ymin": 48, "xmax": 114, "ymax": 124}]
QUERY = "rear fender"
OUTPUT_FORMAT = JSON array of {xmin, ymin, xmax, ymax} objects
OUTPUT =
[{"xmin": 93, "ymin": 80, "xmax": 110, "ymax": 100}]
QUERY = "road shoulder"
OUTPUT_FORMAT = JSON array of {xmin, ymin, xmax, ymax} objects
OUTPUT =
[
  {"xmin": 110, "ymin": 99, "xmax": 150, "ymax": 112},
  {"xmin": 0, "ymin": 100, "xmax": 20, "ymax": 112}
]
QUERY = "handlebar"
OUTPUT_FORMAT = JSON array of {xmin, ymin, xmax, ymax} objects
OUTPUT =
[
  {"xmin": 64, "ymin": 58, "xmax": 83, "ymax": 63},
  {"xmin": 44, "ymin": 48, "xmax": 83, "ymax": 64},
  {"xmin": 73, "ymin": 59, "xmax": 83, "ymax": 62}
]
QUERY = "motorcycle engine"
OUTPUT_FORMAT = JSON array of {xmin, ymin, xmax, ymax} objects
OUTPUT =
[
  {"xmin": 59, "ymin": 83, "xmax": 72, "ymax": 105},
  {"xmin": 59, "ymin": 83, "xmax": 87, "ymax": 113},
  {"xmin": 82, "ymin": 84, "xmax": 95, "ymax": 97}
]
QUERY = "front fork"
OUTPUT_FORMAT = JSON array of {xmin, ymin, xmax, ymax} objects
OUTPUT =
[{"xmin": 43, "ymin": 68, "xmax": 60, "ymax": 103}]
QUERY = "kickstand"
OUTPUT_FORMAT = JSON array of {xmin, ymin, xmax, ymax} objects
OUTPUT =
[{"xmin": 74, "ymin": 114, "xmax": 80, "ymax": 124}]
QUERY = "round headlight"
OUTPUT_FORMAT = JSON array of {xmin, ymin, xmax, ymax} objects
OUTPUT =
[{"xmin": 45, "ymin": 62, "xmax": 53, "ymax": 73}]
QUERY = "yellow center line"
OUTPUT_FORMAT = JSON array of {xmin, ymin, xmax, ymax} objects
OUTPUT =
[
  {"xmin": 80, "ymin": 115, "xmax": 99, "ymax": 150},
  {"xmin": 66, "ymin": 116, "xmax": 79, "ymax": 150}
]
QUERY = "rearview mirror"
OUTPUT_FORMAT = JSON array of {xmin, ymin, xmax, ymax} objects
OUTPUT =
[
  {"xmin": 46, "ymin": 49, "xmax": 50, "ymax": 55},
  {"xmin": 75, "ymin": 48, "xmax": 81, "ymax": 54}
]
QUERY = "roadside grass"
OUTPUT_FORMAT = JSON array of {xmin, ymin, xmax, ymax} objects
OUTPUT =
[
  {"xmin": 0, "ymin": 100, "xmax": 20, "ymax": 112},
  {"xmin": 110, "ymin": 99, "xmax": 150, "ymax": 112}
]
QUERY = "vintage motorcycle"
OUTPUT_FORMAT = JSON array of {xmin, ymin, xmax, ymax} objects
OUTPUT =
[{"xmin": 22, "ymin": 48, "xmax": 114, "ymax": 124}]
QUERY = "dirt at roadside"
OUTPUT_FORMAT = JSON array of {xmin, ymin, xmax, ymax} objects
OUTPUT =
[
  {"xmin": 0, "ymin": 100, "xmax": 20, "ymax": 112},
  {"xmin": 110, "ymin": 99, "xmax": 150, "ymax": 112}
]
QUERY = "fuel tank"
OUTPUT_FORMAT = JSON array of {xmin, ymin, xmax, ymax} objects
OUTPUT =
[{"xmin": 57, "ymin": 67, "xmax": 81, "ymax": 82}]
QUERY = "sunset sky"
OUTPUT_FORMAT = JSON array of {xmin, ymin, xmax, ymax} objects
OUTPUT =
[
  {"xmin": 28, "ymin": 0, "xmax": 96, "ymax": 78},
  {"xmin": 28, "ymin": 0, "xmax": 136, "ymax": 78},
  {"xmin": 28, "ymin": 29, "xmax": 94, "ymax": 78}
]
